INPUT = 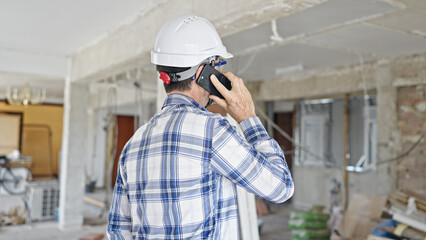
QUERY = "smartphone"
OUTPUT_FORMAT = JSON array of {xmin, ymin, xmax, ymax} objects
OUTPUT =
[{"xmin": 196, "ymin": 64, "xmax": 232, "ymax": 99}]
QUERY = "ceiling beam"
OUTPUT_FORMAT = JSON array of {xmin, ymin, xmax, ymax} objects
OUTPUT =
[{"xmin": 248, "ymin": 53, "xmax": 426, "ymax": 102}]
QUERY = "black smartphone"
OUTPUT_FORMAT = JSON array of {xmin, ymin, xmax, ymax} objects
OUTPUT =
[{"xmin": 196, "ymin": 64, "xmax": 232, "ymax": 99}]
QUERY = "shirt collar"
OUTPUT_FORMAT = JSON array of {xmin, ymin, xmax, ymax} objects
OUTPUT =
[{"xmin": 162, "ymin": 93, "xmax": 207, "ymax": 111}]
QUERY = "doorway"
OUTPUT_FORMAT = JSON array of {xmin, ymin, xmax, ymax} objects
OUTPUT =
[
  {"xmin": 274, "ymin": 112, "xmax": 294, "ymax": 170},
  {"xmin": 111, "ymin": 115, "xmax": 135, "ymax": 188}
]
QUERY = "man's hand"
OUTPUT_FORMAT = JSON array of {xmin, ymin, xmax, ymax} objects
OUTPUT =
[{"xmin": 209, "ymin": 71, "xmax": 256, "ymax": 123}]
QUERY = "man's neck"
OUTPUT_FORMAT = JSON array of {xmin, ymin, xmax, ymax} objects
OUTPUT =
[
  {"xmin": 167, "ymin": 81, "xmax": 209, "ymax": 107},
  {"xmin": 168, "ymin": 91, "xmax": 196, "ymax": 102}
]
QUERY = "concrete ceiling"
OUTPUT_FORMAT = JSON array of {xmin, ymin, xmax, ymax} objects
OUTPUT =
[
  {"xmin": 0, "ymin": 0, "xmax": 425, "ymax": 103},
  {"xmin": 0, "ymin": 0, "xmax": 156, "ymax": 57},
  {"xmin": 0, "ymin": 0, "xmax": 158, "ymax": 103},
  {"xmin": 228, "ymin": 43, "xmax": 360, "ymax": 82},
  {"xmin": 223, "ymin": 0, "xmax": 426, "ymax": 81},
  {"xmin": 309, "ymin": 23, "xmax": 426, "ymax": 58}
]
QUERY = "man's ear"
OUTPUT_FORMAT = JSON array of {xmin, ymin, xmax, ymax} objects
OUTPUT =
[{"xmin": 195, "ymin": 65, "xmax": 204, "ymax": 80}]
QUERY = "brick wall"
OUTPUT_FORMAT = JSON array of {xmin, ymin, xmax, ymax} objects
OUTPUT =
[{"xmin": 397, "ymin": 85, "xmax": 426, "ymax": 194}]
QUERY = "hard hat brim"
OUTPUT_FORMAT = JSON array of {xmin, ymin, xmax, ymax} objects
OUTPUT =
[{"xmin": 151, "ymin": 51, "xmax": 233, "ymax": 68}]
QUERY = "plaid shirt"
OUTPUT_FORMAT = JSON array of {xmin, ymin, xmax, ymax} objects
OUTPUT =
[{"xmin": 107, "ymin": 94, "xmax": 294, "ymax": 240}]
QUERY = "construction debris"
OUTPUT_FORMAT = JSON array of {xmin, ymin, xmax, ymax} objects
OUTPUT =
[
  {"xmin": 0, "ymin": 206, "xmax": 27, "ymax": 226},
  {"xmin": 330, "ymin": 191, "xmax": 426, "ymax": 239},
  {"xmin": 376, "ymin": 190, "xmax": 426, "ymax": 239},
  {"xmin": 368, "ymin": 219, "xmax": 426, "ymax": 240}
]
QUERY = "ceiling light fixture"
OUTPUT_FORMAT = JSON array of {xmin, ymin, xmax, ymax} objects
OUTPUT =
[{"xmin": 6, "ymin": 83, "xmax": 46, "ymax": 106}]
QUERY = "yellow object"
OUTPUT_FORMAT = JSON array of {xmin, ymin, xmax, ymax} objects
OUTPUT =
[
  {"xmin": 393, "ymin": 223, "xmax": 408, "ymax": 236},
  {"xmin": 84, "ymin": 196, "xmax": 106, "ymax": 208}
]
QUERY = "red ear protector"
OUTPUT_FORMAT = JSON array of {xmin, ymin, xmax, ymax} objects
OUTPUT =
[{"xmin": 159, "ymin": 72, "xmax": 171, "ymax": 85}]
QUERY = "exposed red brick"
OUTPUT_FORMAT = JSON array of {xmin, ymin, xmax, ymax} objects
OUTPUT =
[{"xmin": 396, "ymin": 86, "xmax": 426, "ymax": 193}]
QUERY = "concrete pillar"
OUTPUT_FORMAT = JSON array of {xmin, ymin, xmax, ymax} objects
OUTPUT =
[
  {"xmin": 59, "ymin": 77, "xmax": 90, "ymax": 228},
  {"xmin": 346, "ymin": 61, "xmax": 397, "ymax": 198},
  {"xmin": 375, "ymin": 60, "xmax": 399, "ymax": 192}
]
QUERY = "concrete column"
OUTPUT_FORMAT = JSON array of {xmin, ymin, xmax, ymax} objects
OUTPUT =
[
  {"xmin": 375, "ymin": 60, "xmax": 399, "ymax": 192},
  {"xmin": 346, "ymin": 61, "xmax": 397, "ymax": 198},
  {"xmin": 59, "ymin": 77, "xmax": 90, "ymax": 228}
]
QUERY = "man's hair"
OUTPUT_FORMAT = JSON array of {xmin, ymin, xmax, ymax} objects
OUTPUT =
[
  {"xmin": 163, "ymin": 78, "xmax": 193, "ymax": 93},
  {"xmin": 157, "ymin": 65, "xmax": 195, "ymax": 93}
]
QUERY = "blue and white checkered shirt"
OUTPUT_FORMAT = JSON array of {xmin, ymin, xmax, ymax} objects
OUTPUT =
[{"xmin": 107, "ymin": 94, "xmax": 294, "ymax": 239}]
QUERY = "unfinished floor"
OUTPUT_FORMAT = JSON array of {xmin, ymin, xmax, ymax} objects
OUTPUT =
[{"xmin": 0, "ymin": 191, "xmax": 293, "ymax": 239}]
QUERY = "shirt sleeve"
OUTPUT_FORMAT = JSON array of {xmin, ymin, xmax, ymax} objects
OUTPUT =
[
  {"xmin": 211, "ymin": 116, "xmax": 294, "ymax": 203},
  {"xmin": 107, "ymin": 152, "xmax": 133, "ymax": 240}
]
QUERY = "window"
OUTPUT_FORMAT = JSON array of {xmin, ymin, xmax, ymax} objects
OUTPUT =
[
  {"xmin": 296, "ymin": 100, "xmax": 332, "ymax": 166},
  {"xmin": 347, "ymin": 97, "xmax": 377, "ymax": 171},
  {"xmin": 360, "ymin": 106, "xmax": 377, "ymax": 169},
  {"xmin": 300, "ymin": 115, "xmax": 327, "ymax": 165},
  {"xmin": 295, "ymin": 96, "xmax": 377, "ymax": 171}
]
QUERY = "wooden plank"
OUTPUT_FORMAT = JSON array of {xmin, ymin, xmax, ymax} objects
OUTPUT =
[
  {"xmin": 393, "ymin": 213, "xmax": 426, "ymax": 232},
  {"xmin": 403, "ymin": 190, "xmax": 426, "ymax": 202},
  {"xmin": 402, "ymin": 190, "xmax": 426, "ymax": 206}
]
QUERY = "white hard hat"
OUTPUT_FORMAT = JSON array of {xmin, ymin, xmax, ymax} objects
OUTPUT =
[{"xmin": 151, "ymin": 15, "xmax": 233, "ymax": 68}]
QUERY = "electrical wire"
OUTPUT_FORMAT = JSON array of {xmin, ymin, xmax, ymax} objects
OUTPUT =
[
  {"xmin": 357, "ymin": 52, "xmax": 375, "ymax": 169},
  {"xmin": 237, "ymin": 52, "xmax": 259, "ymax": 76},
  {"xmin": 256, "ymin": 106, "xmax": 425, "ymax": 171},
  {"xmin": 127, "ymin": 70, "xmax": 143, "ymax": 130},
  {"xmin": 104, "ymin": 86, "xmax": 118, "ymax": 210},
  {"xmin": 136, "ymin": 68, "xmax": 144, "ymax": 128},
  {"xmin": 256, "ymin": 107, "xmax": 335, "ymax": 166},
  {"xmin": 374, "ymin": 132, "xmax": 425, "ymax": 166},
  {"xmin": 235, "ymin": 46, "xmax": 422, "ymax": 171}
]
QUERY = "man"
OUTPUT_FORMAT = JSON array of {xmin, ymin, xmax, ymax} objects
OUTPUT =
[{"xmin": 108, "ymin": 15, "xmax": 294, "ymax": 239}]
